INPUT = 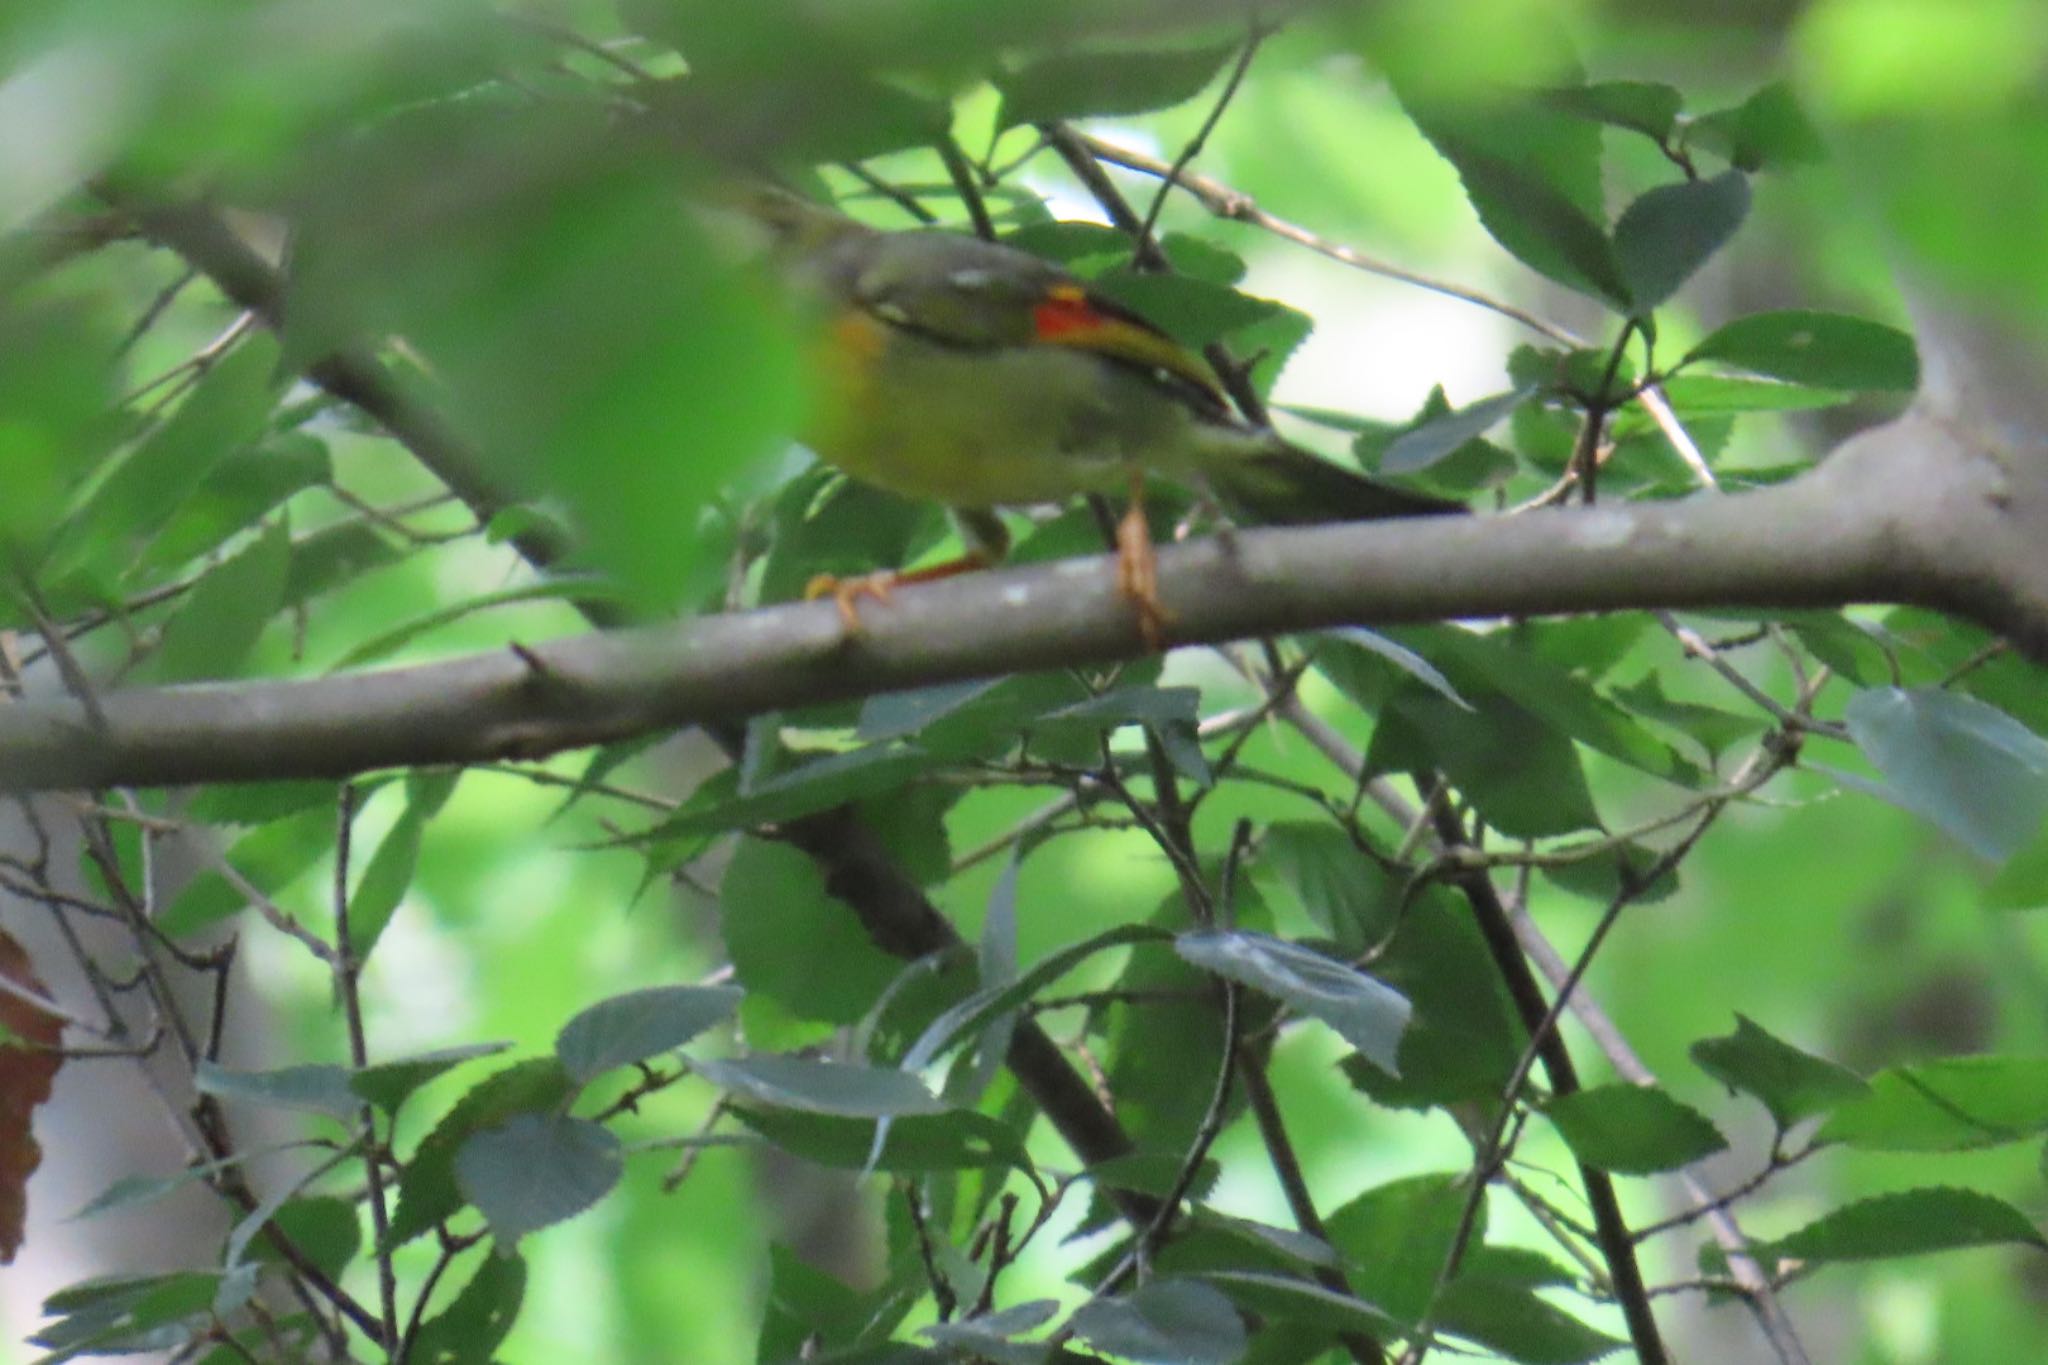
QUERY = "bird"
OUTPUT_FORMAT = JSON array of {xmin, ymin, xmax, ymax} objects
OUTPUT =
[{"xmin": 744, "ymin": 187, "xmax": 1465, "ymax": 645}]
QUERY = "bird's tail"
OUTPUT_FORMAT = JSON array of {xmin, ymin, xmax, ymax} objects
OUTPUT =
[{"xmin": 1205, "ymin": 437, "xmax": 1466, "ymax": 525}]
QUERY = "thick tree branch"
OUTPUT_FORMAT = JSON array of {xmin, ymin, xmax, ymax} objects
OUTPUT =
[{"xmin": 3, "ymin": 423, "xmax": 2041, "ymax": 793}]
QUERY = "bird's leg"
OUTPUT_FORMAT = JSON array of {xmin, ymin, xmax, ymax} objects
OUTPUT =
[
  {"xmin": 1115, "ymin": 467, "xmax": 1171, "ymax": 649},
  {"xmin": 805, "ymin": 507, "xmax": 1010, "ymax": 633}
]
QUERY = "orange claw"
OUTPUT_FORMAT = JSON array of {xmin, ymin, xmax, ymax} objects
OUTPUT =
[
  {"xmin": 804, "ymin": 551, "xmax": 998, "ymax": 634},
  {"xmin": 805, "ymin": 571, "xmax": 896, "ymax": 633}
]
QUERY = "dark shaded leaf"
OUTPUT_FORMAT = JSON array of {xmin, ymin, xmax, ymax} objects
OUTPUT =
[
  {"xmin": 1541, "ymin": 80, "xmax": 1683, "ymax": 140},
  {"xmin": 1069, "ymin": 1278, "xmax": 1246, "ymax": 1365},
  {"xmin": 1614, "ymin": 170, "xmax": 1749, "ymax": 312},
  {"xmin": 455, "ymin": 1114, "xmax": 622, "ymax": 1242},
  {"xmin": 731, "ymin": 1105, "xmax": 1031, "ymax": 1175},
  {"xmin": 351, "ymin": 1042, "xmax": 514, "ymax": 1117},
  {"xmin": 406, "ymin": 1251, "xmax": 525, "ymax": 1364}
]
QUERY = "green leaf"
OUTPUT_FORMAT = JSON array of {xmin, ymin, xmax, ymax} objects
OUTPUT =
[
  {"xmin": 186, "ymin": 779, "xmax": 344, "ymax": 826},
  {"xmin": 1614, "ymin": 170, "xmax": 1750, "ymax": 312},
  {"xmin": 1985, "ymin": 818, "xmax": 2048, "ymax": 910},
  {"xmin": 455, "ymin": 1114, "xmax": 622, "ymax": 1242},
  {"xmin": 47, "ymin": 334, "xmax": 283, "ymax": 582},
  {"xmin": 1541, "ymin": 80, "xmax": 1683, "ymax": 140},
  {"xmin": 350, "ymin": 1042, "xmax": 514, "ymax": 1117},
  {"xmin": 330, "ymin": 577, "xmax": 620, "ymax": 670},
  {"xmin": 996, "ymin": 43, "xmax": 1236, "ymax": 127},
  {"xmin": 731, "ymin": 1105, "xmax": 1031, "ymax": 1175},
  {"xmin": 1766, "ymin": 1187, "xmax": 2045, "ymax": 1263},
  {"xmin": 194, "ymin": 1061, "xmax": 357, "ymax": 1120},
  {"xmin": 1436, "ymin": 1276, "xmax": 1626, "ymax": 1364},
  {"xmin": 1611, "ymin": 673, "xmax": 1767, "ymax": 762},
  {"xmin": 620, "ymin": 745, "xmax": 943, "ymax": 843},
  {"xmin": 405, "ymin": 1251, "xmax": 525, "ymax": 1365},
  {"xmin": 922, "ymin": 1301, "xmax": 1060, "ymax": 1355},
  {"xmin": 243, "ymin": 1196, "xmax": 359, "ymax": 1281},
  {"xmin": 1316, "ymin": 629, "xmax": 1472, "ymax": 713},
  {"xmin": 149, "ymin": 515, "xmax": 292, "ymax": 682},
  {"xmin": 1088, "ymin": 272, "xmax": 1297, "ymax": 354},
  {"xmin": 1325, "ymin": 1173, "xmax": 1468, "ymax": 1324},
  {"xmin": 1391, "ymin": 625, "xmax": 1705, "ymax": 788},
  {"xmin": 1261, "ymin": 821, "xmax": 1401, "ymax": 952},
  {"xmin": 692, "ymin": 1055, "xmax": 948, "ymax": 1117},
  {"xmin": 1690, "ymin": 1015, "xmax": 1869, "ymax": 1129},
  {"xmin": 1844, "ymin": 687, "xmax": 2048, "ymax": 861},
  {"xmin": 157, "ymin": 804, "xmax": 336, "ymax": 936},
  {"xmin": 1176, "ymin": 930, "xmax": 1411, "ymax": 1075},
  {"xmin": 898, "ymin": 923, "xmax": 1165, "ymax": 1074},
  {"xmin": 70, "ymin": 1148, "xmax": 280, "ymax": 1221},
  {"xmin": 1069, "ymin": 1278, "xmax": 1246, "ymax": 1365},
  {"xmin": 555, "ymin": 984, "xmax": 742, "ymax": 1083},
  {"xmin": 1198, "ymin": 1271, "xmax": 1398, "ymax": 1336},
  {"xmin": 1381, "ymin": 389, "xmax": 1535, "ymax": 475},
  {"xmin": 1821, "ymin": 1055, "xmax": 2048, "ymax": 1151},
  {"xmin": 1417, "ymin": 131, "xmax": 1627, "ymax": 308},
  {"xmin": 721, "ymin": 836, "xmax": 908, "ymax": 1026},
  {"xmin": 1366, "ymin": 681, "xmax": 1601, "ymax": 838},
  {"xmin": 281, "ymin": 521, "xmax": 407, "ymax": 607},
  {"xmin": 857, "ymin": 679, "xmax": 1003, "ymax": 743},
  {"xmin": 384, "ymin": 1058, "xmax": 575, "ymax": 1248},
  {"xmin": 138, "ymin": 434, "xmax": 330, "ymax": 577},
  {"xmin": 1543, "ymin": 1083, "xmax": 1726, "ymax": 1173},
  {"xmin": 347, "ymin": 768, "xmax": 461, "ymax": 959},
  {"xmin": 1628, "ymin": 373, "xmax": 1856, "ymax": 417},
  {"xmin": 1685, "ymin": 82, "xmax": 1825, "ymax": 173},
  {"xmin": 1684, "ymin": 310, "xmax": 1919, "ymax": 391}
]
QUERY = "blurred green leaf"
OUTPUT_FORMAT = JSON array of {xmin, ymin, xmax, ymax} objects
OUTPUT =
[
  {"xmin": 1822, "ymin": 1054, "xmax": 2048, "ymax": 1150},
  {"xmin": 1541, "ymin": 80, "xmax": 1683, "ymax": 141},
  {"xmin": 346, "ymin": 769, "xmax": 460, "ymax": 959},
  {"xmin": 1845, "ymin": 687, "xmax": 2048, "ymax": 861},
  {"xmin": 1684, "ymin": 310, "xmax": 1919, "ymax": 391},
  {"xmin": 137, "ymin": 435, "xmax": 329, "ymax": 579},
  {"xmin": 1435, "ymin": 1276, "xmax": 1625, "ymax": 1364},
  {"xmin": 1685, "ymin": 81, "xmax": 1825, "ymax": 172},
  {"xmin": 159, "ymin": 804, "xmax": 337, "ymax": 937},
  {"xmin": 147, "ymin": 514, "xmax": 291, "ymax": 682},
  {"xmin": 996, "ymin": 43, "xmax": 1236, "ymax": 127},
  {"xmin": 46, "ymin": 334, "xmax": 282, "ymax": 586},
  {"xmin": 194, "ymin": 1061, "xmax": 357, "ymax": 1120}
]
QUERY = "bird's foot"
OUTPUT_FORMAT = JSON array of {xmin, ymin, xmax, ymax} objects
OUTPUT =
[
  {"xmin": 806, "ymin": 571, "xmax": 896, "ymax": 633},
  {"xmin": 1115, "ymin": 496, "xmax": 1172, "ymax": 650}
]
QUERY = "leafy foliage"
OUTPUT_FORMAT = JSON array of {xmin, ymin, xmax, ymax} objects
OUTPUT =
[{"xmin": 3, "ymin": 3, "xmax": 2047, "ymax": 1363}]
